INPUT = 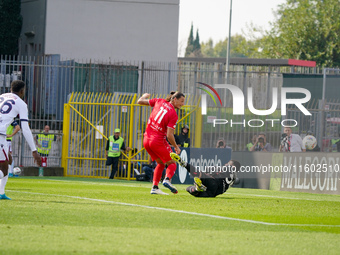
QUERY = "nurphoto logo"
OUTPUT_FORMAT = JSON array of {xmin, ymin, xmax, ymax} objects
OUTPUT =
[{"xmin": 197, "ymin": 82, "xmax": 312, "ymax": 128}]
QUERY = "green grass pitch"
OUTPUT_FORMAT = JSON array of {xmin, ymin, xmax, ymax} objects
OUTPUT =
[{"xmin": 1, "ymin": 177, "xmax": 339, "ymax": 255}]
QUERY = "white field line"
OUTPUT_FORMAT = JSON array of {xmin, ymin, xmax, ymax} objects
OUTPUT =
[
  {"xmin": 8, "ymin": 190, "xmax": 340, "ymax": 228},
  {"xmin": 37, "ymin": 178, "xmax": 340, "ymax": 203}
]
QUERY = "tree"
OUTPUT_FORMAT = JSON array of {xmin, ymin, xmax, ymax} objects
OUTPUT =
[
  {"xmin": 185, "ymin": 24, "xmax": 202, "ymax": 57},
  {"xmin": 184, "ymin": 24, "xmax": 194, "ymax": 57},
  {"xmin": 201, "ymin": 39, "xmax": 215, "ymax": 57},
  {"xmin": 193, "ymin": 29, "xmax": 202, "ymax": 57},
  {"xmin": 201, "ymin": 34, "xmax": 249, "ymax": 58},
  {"xmin": 260, "ymin": 0, "xmax": 340, "ymax": 67},
  {"xmin": 232, "ymin": 23, "xmax": 267, "ymax": 58},
  {"xmin": 0, "ymin": 0, "xmax": 23, "ymax": 56}
]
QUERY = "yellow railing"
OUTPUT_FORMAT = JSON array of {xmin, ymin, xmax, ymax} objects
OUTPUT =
[{"xmin": 62, "ymin": 92, "xmax": 201, "ymax": 179}]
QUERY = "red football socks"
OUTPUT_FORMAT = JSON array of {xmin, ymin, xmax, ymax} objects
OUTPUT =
[
  {"xmin": 153, "ymin": 163, "xmax": 165, "ymax": 186},
  {"xmin": 165, "ymin": 163, "xmax": 176, "ymax": 180}
]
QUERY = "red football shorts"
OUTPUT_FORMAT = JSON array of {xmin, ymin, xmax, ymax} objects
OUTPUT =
[{"xmin": 143, "ymin": 135, "xmax": 172, "ymax": 164}]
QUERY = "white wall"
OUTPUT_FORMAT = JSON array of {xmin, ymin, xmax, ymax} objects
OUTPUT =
[{"xmin": 44, "ymin": 0, "xmax": 179, "ymax": 62}]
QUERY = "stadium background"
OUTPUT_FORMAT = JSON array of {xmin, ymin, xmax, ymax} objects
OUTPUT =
[
  {"xmin": 1, "ymin": 2, "xmax": 339, "ymax": 255},
  {"xmin": 1, "ymin": 0, "xmax": 339, "ymax": 193},
  {"xmin": 1, "ymin": 56, "xmax": 340, "ymax": 192}
]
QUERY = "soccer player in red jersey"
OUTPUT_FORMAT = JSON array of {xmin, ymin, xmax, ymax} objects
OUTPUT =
[{"xmin": 137, "ymin": 91, "xmax": 185, "ymax": 195}]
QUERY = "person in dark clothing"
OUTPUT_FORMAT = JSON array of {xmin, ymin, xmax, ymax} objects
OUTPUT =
[
  {"xmin": 141, "ymin": 160, "xmax": 156, "ymax": 181},
  {"xmin": 136, "ymin": 157, "xmax": 157, "ymax": 182},
  {"xmin": 106, "ymin": 128, "xmax": 131, "ymax": 179},
  {"xmin": 175, "ymin": 125, "xmax": 190, "ymax": 148},
  {"xmin": 137, "ymin": 159, "xmax": 166, "ymax": 182},
  {"xmin": 170, "ymin": 153, "xmax": 240, "ymax": 197}
]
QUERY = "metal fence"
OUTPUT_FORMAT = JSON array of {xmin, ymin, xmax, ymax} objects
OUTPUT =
[
  {"xmin": 11, "ymin": 131, "xmax": 62, "ymax": 168},
  {"xmin": 61, "ymin": 92, "xmax": 199, "ymax": 179},
  {"xmin": 1, "ymin": 55, "xmax": 339, "ymax": 168}
]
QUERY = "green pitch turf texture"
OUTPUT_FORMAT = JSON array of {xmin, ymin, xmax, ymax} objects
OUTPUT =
[{"xmin": 1, "ymin": 177, "xmax": 339, "ymax": 255}]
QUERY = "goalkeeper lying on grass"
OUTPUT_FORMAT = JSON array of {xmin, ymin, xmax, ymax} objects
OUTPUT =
[{"xmin": 170, "ymin": 153, "xmax": 240, "ymax": 198}]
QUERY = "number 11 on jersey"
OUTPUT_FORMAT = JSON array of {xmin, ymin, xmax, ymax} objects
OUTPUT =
[{"xmin": 154, "ymin": 106, "xmax": 168, "ymax": 124}]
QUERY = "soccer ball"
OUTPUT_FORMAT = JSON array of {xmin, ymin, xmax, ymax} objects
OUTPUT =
[
  {"xmin": 303, "ymin": 135, "xmax": 317, "ymax": 150},
  {"xmin": 13, "ymin": 167, "xmax": 22, "ymax": 175}
]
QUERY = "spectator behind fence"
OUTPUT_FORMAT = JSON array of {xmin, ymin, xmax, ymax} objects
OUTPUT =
[
  {"xmin": 250, "ymin": 132, "xmax": 272, "ymax": 152},
  {"xmin": 175, "ymin": 125, "xmax": 190, "ymax": 148},
  {"xmin": 331, "ymin": 132, "xmax": 340, "ymax": 152},
  {"xmin": 216, "ymin": 138, "xmax": 228, "ymax": 148},
  {"xmin": 34, "ymin": 125, "xmax": 59, "ymax": 157},
  {"xmin": 279, "ymin": 127, "xmax": 305, "ymax": 152},
  {"xmin": 137, "ymin": 158, "xmax": 156, "ymax": 182},
  {"xmin": 245, "ymin": 134, "xmax": 257, "ymax": 151},
  {"xmin": 136, "ymin": 158, "xmax": 165, "ymax": 182},
  {"xmin": 130, "ymin": 148, "xmax": 141, "ymax": 176}
]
